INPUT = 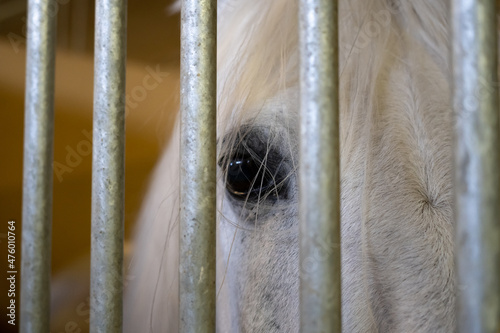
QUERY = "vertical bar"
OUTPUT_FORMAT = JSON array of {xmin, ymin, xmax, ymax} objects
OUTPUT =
[
  {"xmin": 90, "ymin": 0, "xmax": 127, "ymax": 331},
  {"xmin": 179, "ymin": 0, "xmax": 217, "ymax": 331},
  {"xmin": 452, "ymin": 0, "xmax": 500, "ymax": 332},
  {"xmin": 20, "ymin": 0, "xmax": 56, "ymax": 331},
  {"xmin": 298, "ymin": 0, "xmax": 341, "ymax": 332}
]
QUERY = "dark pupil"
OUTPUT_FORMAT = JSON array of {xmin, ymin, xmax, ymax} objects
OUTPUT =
[{"xmin": 226, "ymin": 156, "xmax": 269, "ymax": 199}]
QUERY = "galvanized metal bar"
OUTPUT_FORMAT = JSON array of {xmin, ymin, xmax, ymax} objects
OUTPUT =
[
  {"xmin": 90, "ymin": 0, "xmax": 127, "ymax": 331},
  {"xmin": 452, "ymin": 0, "xmax": 500, "ymax": 332},
  {"xmin": 20, "ymin": 0, "xmax": 57, "ymax": 331},
  {"xmin": 298, "ymin": 0, "xmax": 341, "ymax": 331},
  {"xmin": 179, "ymin": 0, "xmax": 217, "ymax": 331}
]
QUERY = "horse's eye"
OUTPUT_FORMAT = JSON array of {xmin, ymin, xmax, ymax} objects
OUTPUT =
[{"xmin": 224, "ymin": 154, "xmax": 286, "ymax": 202}]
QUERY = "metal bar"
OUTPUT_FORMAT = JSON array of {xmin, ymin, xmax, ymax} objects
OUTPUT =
[
  {"xmin": 90, "ymin": 0, "xmax": 127, "ymax": 331},
  {"xmin": 179, "ymin": 0, "xmax": 217, "ymax": 331},
  {"xmin": 298, "ymin": 0, "xmax": 341, "ymax": 331},
  {"xmin": 452, "ymin": 0, "xmax": 500, "ymax": 332},
  {"xmin": 20, "ymin": 0, "xmax": 57, "ymax": 331}
]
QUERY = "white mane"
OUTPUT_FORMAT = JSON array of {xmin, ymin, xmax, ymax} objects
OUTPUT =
[{"xmin": 124, "ymin": 0, "xmax": 456, "ymax": 331}]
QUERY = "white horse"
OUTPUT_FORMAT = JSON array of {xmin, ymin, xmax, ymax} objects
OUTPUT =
[{"xmin": 124, "ymin": 0, "xmax": 456, "ymax": 331}]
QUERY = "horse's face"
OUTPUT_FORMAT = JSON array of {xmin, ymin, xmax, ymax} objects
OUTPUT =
[
  {"xmin": 216, "ymin": 0, "xmax": 454, "ymax": 332},
  {"xmin": 125, "ymin": 0, "xmax": 456, "ymax": 332}
]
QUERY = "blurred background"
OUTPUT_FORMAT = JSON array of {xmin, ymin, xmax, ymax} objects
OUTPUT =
[{"xmin": 0, "ymin": 0, "xmax": 180, "ymax": 331}]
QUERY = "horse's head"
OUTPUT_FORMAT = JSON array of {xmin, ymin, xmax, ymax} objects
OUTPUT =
[{"xmin": 125, "ymin": 0, "xmax": 456, "ymax": 331}]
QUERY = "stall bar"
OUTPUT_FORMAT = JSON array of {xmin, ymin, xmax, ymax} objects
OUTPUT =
[
  {"xmin": 20, "ymin": 0, "xmax": 57, "ymax": 331},
  {"xmin": 179, "ymin": 0, "xmax": 217, "ymax": 332},
  {"xmin": 298, "ymin": 0, "xmax": 341, "ymax": 331},
  {"xmin": 452, "ymin": 0, "xmax": 500, "ymax": 332},
  {"xmin": 89, "ymin": 0, "xmax": 127, "ymax": 332}
]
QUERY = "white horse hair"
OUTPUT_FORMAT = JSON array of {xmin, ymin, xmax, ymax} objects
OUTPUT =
[{"xmin": 124, "ymin": 0, "xmax": 457, "ymax": 331}]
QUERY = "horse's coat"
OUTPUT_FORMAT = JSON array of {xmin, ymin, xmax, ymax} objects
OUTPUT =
[{"xmin": 124, "ymin": 0, "xmax": 457, "ymax": 331}]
